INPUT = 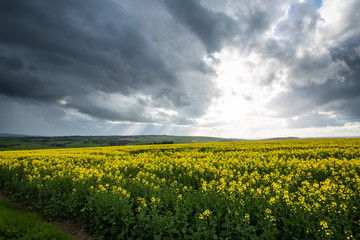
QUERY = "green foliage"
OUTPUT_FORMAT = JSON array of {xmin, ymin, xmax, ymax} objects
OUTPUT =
[{"xmin": 0, "ymin": 198, "xmax": 76, "ymax": 240}]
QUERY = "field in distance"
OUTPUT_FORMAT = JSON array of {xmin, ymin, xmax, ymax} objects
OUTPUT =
[{"xmin": 0, "ymin": 134, "xmax": 249, "ymax": 151}]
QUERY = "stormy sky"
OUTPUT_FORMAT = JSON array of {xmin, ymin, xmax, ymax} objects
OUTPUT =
[{"xmin": 1, "ymin": 0, "xmax": 360, "ymax": 138}]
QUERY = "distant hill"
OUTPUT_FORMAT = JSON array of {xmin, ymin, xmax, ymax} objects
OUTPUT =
[
  {"xmin": 262, "ymin": 137, "xmax": 300, "ymax": 141},
  {"xmin": 0, "ymin": 134, "xmax": 311, "ymax": 151},
  {"xmin": 0, "ymin": 134, "xmax": 246, "ymax": 151},
  {"xmin": 0, "ymin": 133, "xmax": 30, "ymax": 138}
]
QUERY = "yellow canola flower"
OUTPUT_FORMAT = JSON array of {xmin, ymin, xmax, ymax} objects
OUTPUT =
[
  {"xmin": 203, "ymin": 209, "xmax": 211, "ymax": 217},
  {"xmin": 0, "ymin": 138, "xmax": 359, "ymax": 237}
]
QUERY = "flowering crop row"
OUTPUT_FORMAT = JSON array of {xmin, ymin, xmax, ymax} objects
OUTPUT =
[{"xmin": 0, "ymin": 138, "xmax": 359, "ymax": 239}]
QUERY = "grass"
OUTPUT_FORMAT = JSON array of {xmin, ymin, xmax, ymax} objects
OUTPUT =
[{"xmin": 0, "ymin": 196, "xmax": 77, "ymax": 240}]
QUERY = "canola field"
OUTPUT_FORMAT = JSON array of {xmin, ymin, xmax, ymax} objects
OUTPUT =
[{"xmin": 0, "ymin": 138, "xmax": 359, "ymax": 239}]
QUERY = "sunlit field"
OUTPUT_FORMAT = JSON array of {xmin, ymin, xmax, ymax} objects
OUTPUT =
[{"xmin": 0, "ymin": 139, "xmax": 359, "ymax": 239}]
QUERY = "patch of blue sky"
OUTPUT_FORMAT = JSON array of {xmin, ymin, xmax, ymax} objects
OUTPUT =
[
  {"xmin": 289, "ymin": 0, "xmax": 322, "ymax": 15},
  {"xmin": 314, "ymin": 0, "xmax": 322, "ymax": 8}
]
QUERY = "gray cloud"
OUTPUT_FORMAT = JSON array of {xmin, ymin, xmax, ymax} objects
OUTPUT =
[
  {"xmin": 1, "ymin": 0, "xmax": 360, "ymax": 136},
  {"xmin": 0, "ymin": 55, "xmax": 24, "ymax": 71},
  {"xmin": 0, "ymin": 54, "xmax": 66, "ymax": 101},
  {"xmin": 261, "ymin": 0, "xmax": 360, "ymax": 128},
  {"xmin": 287, "ymin": 111, "xmax": 344, "ymax": 128},
  {"xmin": 269, "ymin": 45, "xmax": 360, "ymax": 126},
  {"xmin": 0, "ymin": 0, "xmax": 219, "ymax": 126},
  {"xmin": 163, "ymin": 0, "xmax": 239, "ymax": 54},
  {"xmin": 276, "ymin": 2, "xmax": 320, "ymax": 43}
]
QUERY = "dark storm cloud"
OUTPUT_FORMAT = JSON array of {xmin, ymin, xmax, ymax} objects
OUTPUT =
[
  {"xmin": 0, "ymin": 54, "xmax": 65, "ymax": 101},
  {"xmin": 163, "ymin": 0, "xmax": 238, "ymax": 53},
  {"xmin": 0, "ymin": 0, "xmax": 220, "ymax": 125},
  {"xmin": 331, "ymin": 44, "xmax": 360, "ymax": 71},
  {"xmin": 0, "ymin": 55, "xmax": 24, "ymax": 71}
]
